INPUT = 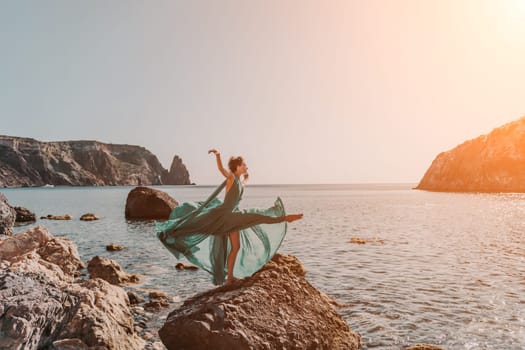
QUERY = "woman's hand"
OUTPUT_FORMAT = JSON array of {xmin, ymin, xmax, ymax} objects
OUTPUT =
[{"xmin": 208, "ymin": 149, "xmax": 220, "ymax": 156}]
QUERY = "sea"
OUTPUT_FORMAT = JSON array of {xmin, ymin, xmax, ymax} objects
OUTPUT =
[{"xmin": 3, "ymin": 184, "xmax": 525, "ymax": 350}]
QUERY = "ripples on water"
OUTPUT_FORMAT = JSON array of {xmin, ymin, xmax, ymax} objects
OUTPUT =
[{"xmin": 5, "ymin": 184, "xmax": 525, "ymax": 349}]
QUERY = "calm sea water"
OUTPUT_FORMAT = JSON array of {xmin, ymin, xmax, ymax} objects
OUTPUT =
[{"xmin": 4, "ymin": 184, "xmax": 525, "ymax": 350}]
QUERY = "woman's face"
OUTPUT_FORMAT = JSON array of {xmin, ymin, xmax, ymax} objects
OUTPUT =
[{"xmin": 238, "ymin": 161, "xmax": 248, "ymax": 175}]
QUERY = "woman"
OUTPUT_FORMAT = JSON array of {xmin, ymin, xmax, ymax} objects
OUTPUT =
[{"xmin": 156, "ymin": 149, "xmax": 303, "ymax": 285}]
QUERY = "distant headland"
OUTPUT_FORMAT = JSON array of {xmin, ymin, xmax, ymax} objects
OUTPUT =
[
  {"xmin": 417, "ymin": 116, "xmax": 525, "ymax": 192},
  {"xmin": 0, "ymin": 135, "xmax": 191, "ymax": 187}
]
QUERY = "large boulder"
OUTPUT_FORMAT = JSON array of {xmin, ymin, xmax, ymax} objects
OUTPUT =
[
  {"xmin": 125, "ymin": 186, "xmax": 178, "ymax": 220},
  {"xmin": 159, "ymin": 254, "xmax": 361, "ymax": 350},
  {"xmin": 0, "ymin": 192, "xmax": 16, "ymax": 235},
  {"xmin": 87, "ymin": 255, "xmax": 141, "ymax": 285},
  {"xmin": 0, "ymin": 226, "xmax": 145, "ymax": 350},
  {"xmin": 417, "ymin": 116, "xmax": 525, "ymax": 192}
]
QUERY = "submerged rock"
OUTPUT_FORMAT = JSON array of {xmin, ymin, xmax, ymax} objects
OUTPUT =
[
  {"xmin": 40, "ymin": 214, "xmax": 72, "ymax": 220},
  {"xmin": 0, "ymin": 192, "xmax": 16, "ymax": 235},
  {"xmin": 417, "ymin": 116, "xmax": 525, "ymax": 192},
  {"xmin": 349, "ymin": 237, "xmax": 385, "ymax": 245},
  {"xmin": 405, "ymin": 344, "xmax": 444, "ymax": 350},
  {"xmin": 159, "ymin": 254, "xmax": 361, "ymax": 350},
  {"xmin": 87, "ymin": 255, "xmax": 141, "ymax": 285},
  {"xmin": 125, "ymin": 186, "xmax": 178, "ymax": 220},
  {"xmin": 80, "ymin": 213, "xmax": 99, "ymax": 221},
  {"xmin": 106, "ymin": 243, "xmax": 125, "ymax": 251},
  {"xmin": 175, "ymin": 262, "xmax": 199, "ymax": 270},
  {"xmin": 0, "ymin": 226, "xmax": 144, "ymax": 349}
]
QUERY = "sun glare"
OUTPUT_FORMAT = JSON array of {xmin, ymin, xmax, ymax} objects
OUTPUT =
[{"xmin": 501, "ymin": 0, "xmax": 525, "ymax": 32}]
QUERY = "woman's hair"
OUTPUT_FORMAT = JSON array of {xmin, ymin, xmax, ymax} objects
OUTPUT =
[{"xmin": 228, "ymin": 156, "xmax": 244, "ymax": 173}]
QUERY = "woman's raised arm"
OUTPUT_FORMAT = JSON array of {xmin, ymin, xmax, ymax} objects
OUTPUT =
[{"xmin": 208, "ymin": 149, "xmax": 229, "ymax": 178}]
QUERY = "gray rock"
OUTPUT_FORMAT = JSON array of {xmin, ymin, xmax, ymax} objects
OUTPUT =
[
  {"xmin": 158, "ymin": 254, "xmax": 361, "ymax": 350},
  {"xmin": 125, "ymin": 187, "xmax": 178, "ymax": 220},
  {"xmin": 0, "ymin": 192, "xmax": 16, "ymax": 236},
  {"xmin": 0, "ymin": 271, "xmax": 79, "ymax": 350}
]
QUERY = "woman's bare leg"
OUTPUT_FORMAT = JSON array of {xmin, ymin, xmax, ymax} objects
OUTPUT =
[
  {"xmin": 226, "ymin": 231, "xmax": 240, "ymax": 284},
  {"xmin": 284, "ymin": 214, "xmax": 303, "ymax": 223}
]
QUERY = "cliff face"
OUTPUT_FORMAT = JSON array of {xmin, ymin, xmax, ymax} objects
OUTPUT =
[
  {"xmin": 417, "ymin": 117, "xmax": 525, "ymax": 192},
  {"xmin": 0, "ymin": 136, "xmax": 191, "ymax": 186}
]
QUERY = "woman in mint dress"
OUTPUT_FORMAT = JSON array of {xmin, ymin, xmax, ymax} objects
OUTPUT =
[{"xmin": 156, "ymin": 149, "xmax": 303, "ymax": 285}]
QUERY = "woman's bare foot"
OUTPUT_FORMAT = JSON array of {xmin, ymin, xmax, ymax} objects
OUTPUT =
[
  {"xmin": 225, "ymin": 277, "xmax": 239, "ymax": 285},
  {"xmin": 285, "ymin": 214, "xmax": 303, "ymax": 223}
]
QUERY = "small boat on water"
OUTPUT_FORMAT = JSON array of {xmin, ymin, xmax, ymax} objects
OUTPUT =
[{"xmin": 42, "ymin": 184, "xmax": 55, "ymax": 188}]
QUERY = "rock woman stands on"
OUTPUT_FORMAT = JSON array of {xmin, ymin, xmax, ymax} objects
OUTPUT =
[{"xmin": 156, "ymin": 149, "xmax": 303, "ymax": 285}]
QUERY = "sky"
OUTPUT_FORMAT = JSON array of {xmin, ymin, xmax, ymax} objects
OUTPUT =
[{"xmin": 1, "ymin": 0, "xmax": 525, "ymax": 185}]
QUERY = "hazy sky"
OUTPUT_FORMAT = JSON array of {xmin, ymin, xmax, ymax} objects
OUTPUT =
[{"xmin": 2, "ymin": 1, "xmax": 525, "ymax": 184}]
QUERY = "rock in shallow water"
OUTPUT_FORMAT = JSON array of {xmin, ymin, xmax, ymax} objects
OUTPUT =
[
  {"xmin": 405, "ymin": 344, "xmax": 444, "ymax": 350},
  {"xmin": 87, "ymin": 255, "xmax": 141, "ymax": 285},
  {"xmin": 159, "ymin": 254, "xmax": 361, "ymax": 350},
  {"xmin": 80, "ymin": 213, "xmax": 100, "ymax": 221},
  {"xmin": 106, "ymin": 243, "xmax": 125, "ymax": 251},
  {"xmin": 40, "ymin": 214, "xmax": 72, "ymax": 220},
  {"xmin": 13, "ymin": 206, "xmax": 36, "ymax": 223},
  {"xmin": 175, "ymin": 262, "xmax": 199, "ymax": 270}
]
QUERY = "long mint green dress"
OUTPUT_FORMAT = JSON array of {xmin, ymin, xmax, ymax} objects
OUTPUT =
[{"xmin": 156, "ymin": 175, "xmax": 287, "ymax": 285}]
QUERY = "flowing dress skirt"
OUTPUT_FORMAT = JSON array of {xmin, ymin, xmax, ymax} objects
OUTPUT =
[{"xmin": 156, "ymin": 180, "xmax": 287, "ymax": 285}]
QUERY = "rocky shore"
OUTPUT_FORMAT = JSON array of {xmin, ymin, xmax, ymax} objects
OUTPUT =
[
  {"xmin": 0, "ymin": 225, "xmax": 361, "ymax": 350},
  {"xmin": 417, "ymin": 116, "xmax": 525, "ymax": 192},
  {"xmin": 0, "ymin": 135, "xmax": 191, "ymax": 187},
  {"xmin": 0, "ymin": 225, "xmax": 170, "ymax": 350}
]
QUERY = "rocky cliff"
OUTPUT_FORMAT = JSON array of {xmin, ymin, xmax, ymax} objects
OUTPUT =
[
  {"xmin": 0, "ymin": 135, "xmax": 191, "ymax": 186},
  {"xmin": 417, "ymin": 116, "xmax": 525, "ymax": 192}
]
